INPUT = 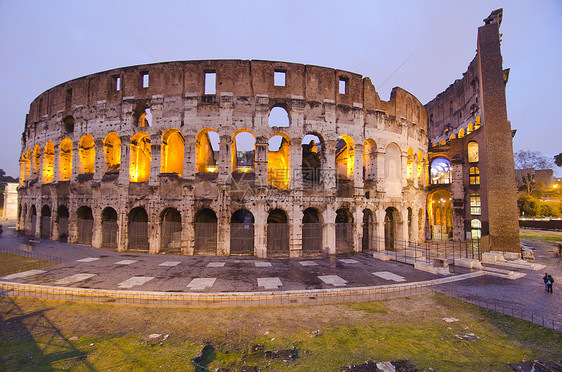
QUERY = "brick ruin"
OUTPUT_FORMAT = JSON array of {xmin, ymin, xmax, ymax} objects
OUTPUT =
[{"xmin": 17, "ymin": 9, "xmax": 520, "ymax": 259}]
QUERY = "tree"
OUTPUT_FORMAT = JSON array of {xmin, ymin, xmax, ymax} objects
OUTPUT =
[
  {"xmin": 514, "ymin": 151, "xmax": 550, "ymax": 194},
  {"xmin": 0, "ymin": 169, "xmax": 18, "ymax": 183},
  {"xmin": 517, "ymin": 194, "xmax": 538, "ymax": 216},
  {"xmin": 555, "ymin": 153, "xmax": 562, "ymax": 167}
]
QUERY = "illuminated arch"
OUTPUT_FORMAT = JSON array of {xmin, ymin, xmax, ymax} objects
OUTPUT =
[
  {"xmin": 417, "ymin": 151, "xmax": 424, "ymax": 185},
  {"xmin": 302, "ymin": 133, "xmax": 323, "ymax": 186},
  {"xmin": 267, "ymin": 133, "xmax": 290, "ymax": 189},
  {"xmin": 458, "ymin": 128, "xmax": 465, "ymax": 138},
  {"xmin": 467, "ymin": 122, "xmax": 474, "ymax": 134},
  {"xmin": 103, "ymin": 132, "xmax": 121, "ymax": 173},
  {"xmin": 58, "ymin": 138, "xmax": 72, "ymax": 181},
  {"xmin": 430, "ymin": 156, "xmax": 451, "ymax": 185},
  {"xmin": 78, "ymin": 134, "xmax": 95, "ymax": 174},
  {"xmin": 406, "ymin": 147, "xmax": 414, "ymax": 182},
  {"xmin": 335, "ymin": 135, "xmax": 354, "ymax": 180},
  {"xmin": 427, "ymin": 189, "xmax": 453, "ymax": 240},
  {"xmin": 31, "ymin": 144, "xmax": 41, "ymax": 179},
  {"xmin": 130, "ymin": 132, "xmax": 151, "ymax": 182},
  {"xmin": 363, "ymin": 139, "xmax": 377, "ymax": 181},
  {"xmin": 196, "ymin": 128, "xmax": 219, "ymax": 173},
  {"xmin": 439, "ymin": 139, "xmax": 447, "ymax": 146},
  {"xmin": 161, "ymin": 129, "xmax": 184, "ymax": 176},
  {"xmin": 467, "ymin": 141, "xmax": 479, "ymax": 163},
  {"xmin": 268, "ymin": 106, "xmax": 290, "ymax": 127},
  {"xmin": 231, "ymin": 129, "xmax": 255, "ymax": 173},
  {"xmin": 42, "ymin": 141, "xmax": 55, "ymax": 184}
]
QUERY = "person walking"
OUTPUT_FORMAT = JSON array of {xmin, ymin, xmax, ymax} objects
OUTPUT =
[
  {"xmin": 546, "ymin": 274, "xmax": 554, "ymax": 294},
  {"xmin": 543, "ymin": 273, "xmax": 549, "ymax": 293}
]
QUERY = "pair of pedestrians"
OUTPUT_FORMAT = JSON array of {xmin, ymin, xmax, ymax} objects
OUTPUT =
[{"xmin": 543, "ymin": 273, "xmax": 554, "ymax": 294}]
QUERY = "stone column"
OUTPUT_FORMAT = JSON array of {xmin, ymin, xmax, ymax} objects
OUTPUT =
[
  {"xmin": 353, "ymin": 143, "xmax": 364, "ymax": 190},
  {"xmin": 353, "ymin": 206, "xmax": 363, "ymax": 253},
  {"xmin": 401, "ymin": 152, "xmax": 408, "ymax": 187},
  {"xmin": 323, "ymin": 204, "xmax": 336, "ymax": 255},
  {"xmin": 289, "ymin": 138, "xmax": 303, "ymax": 190},
  {"xmin": 255, "ymin": 137, "xmax": 268, "ymax": 188},
  {"xmin": 324, "ymin": 139, "xmax": 337, "ymax": 190},
  {"xmin": 94, "ymin": 139, "xmax": 104, "ymax": 181},
  {"xmin": 71, "ymin": 141, "xmax": 80, "ymax": 182},
  {"xmin": 254, "ymin": 201, "xmax": 267, "ymax": 258},
  {"xmin": 149, "ymin": 143, "xmax": 161, "ymax": 186},
  {"xmin": 218, "ymin": 135, "xmax": 231, "ymax": 185},
  {"xmin": 183, "ymin": 134, "xmax": 196, "ymax": 180},
  {"xmin": 91, "ymin": 207, "xmax": 103, "ymax": 248},
  {"xmin": 53, "ymin": 144, "xmax": 60, "ymax": 183},
  {"xmin": 290, "ymin": 203, "xmax": 303, "ymax": 258},
  {"xmin": 118, "ymin": 136, "xmax": 131, "ymax": 185},
  {"xmin": 375, "ymin": 150, "xmax": 386, "ymax": 193},
  {"xmin": 374, "ymin": 208, "xmax": 385, "ymax": 252},
  {"xmin": 116, "ymin": 208, "xmax": 127, "ymax": 252}
]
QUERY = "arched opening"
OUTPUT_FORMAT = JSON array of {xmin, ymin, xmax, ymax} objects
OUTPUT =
[
  {"xmin": 19, "ymin": 152, "xmax": 28, "ymax": 186},
  {"xmin": 134, "ymin": 104, "xmax": 152, "ymax": 128},
  {"xmin": 103, "ymin": 132, "xmax": 121, "ymax": 173},
  {"xmin": 161, "ymin": 208, "xmax": 182, "ymax": 253},
  {"xmin": 406, "ymin": 148, "xmax": 414, "ymax": 183},
  {"xmin": 62, "ymin": 115, "xmax": 75, "ymax": 134},
  {"xmin": 363, "ymin": 139, "xmax": 377, "ymax": 181},
  {"xmin": 161, "ymin": 129, "xmax": 184, "ymax": 176},
  {"xmin": 232, "ymin": 130, "xmax": 255, "ymax": 173},
  {"xmin": 57, "ymin": 206, "xmax": 69, "ymax": 242},
  {"xmin": 302, "ymin": 208, "xmax": 323, "ymax": 255},
  {"xmin": 335, "ymin": 135, "xmax": 354, "ymax": 181},
  {"xmin": 417, "ymin": 151, "xmax": 424, "ymax": 186},
  {"xmin": 30, "ymin": 205, "xmax": 37, "ymax": 236},
  {"xmin": 384, "ymin": 207, "xmax": 399, "ymax": 251},
  {"xmin": 468, "ymin": 141, "xmax": 479, "ymax": 163},
  {"xmin": 24, "ymin": 148, "xmax": 31, "ymax": 181},
  {"xmin": 59, "ymin": 138, "xmax": 73, "ymax": 181},
  {"xmin": 40, "ymin": 205, "xmax": 51, "ymax": 239},
  {"xmin": 302, "ymin": 134, "xmax": 323, "ymax": 186},
  {"xmin": 102, "ymin": 207, "xmax": 118, "ymax": 249},
  {"xmin": 470, "ymin": 219, "xmax": 482, "ymax": 239},
  {"xmin": 42, "ymin": 141, "xmax": 54, "ymax": 184},
  {"xmin": 130, "ymin": 132, "xmax": 151, "ymax": 182},
  {"xmin": 335, "ymin": 208, "xmax": 354, "ymax": 253},
  {"xmin": 268, "ymin": 134, "xmax": 290, "ymax": 189},
  {"xmin": 76, "ymin": 206, "xmax": 94, "ymax": 245},
  {"xmin": 267, "ymin": 209, "xmax": 289, "ymax": 257},
  {"xmin": 430, "ymin": 157, "xmax": 451, "ymax": 184},
  {"xmin": 385, "ymin": 143, "xmax": 402, "ymax": 196},
  {"xmin": 362, "ymin": 209, "xmax": 375, "ymax": 252},
  {"xmin": 128, "ymin": 207, "xmax": 149, "ymax": 251},
  {"xmin": 32, "ymin": 145, "xmax": 41, "ymax": 179},
  {"xmin": 194, "ymin": 209, "xmax": 218, "ymax": 255},
  {"xmin": 427, "ymin": 190, "xmax": 453, "ymax": 240},
  {"xmin": 268, "ymin": 106, "xmax": 290, "ymax": 127},
  {"xmin": 78, "ymin": 134, "xmax": 95, "ymax": 175},
  {"xmin": 467, "ymin": 122, "xmax": 474, "ymax": 134},
  {"xmin": 196, "ymin": 129, "xmax": 219, "ymax": 173},
  {"xmin": 230, "ymin": 209, "xmax": 255, "ymax": 255},
  {"xmin": 458, "ymin": 128, "xmax": 465, "ymax": 138}
]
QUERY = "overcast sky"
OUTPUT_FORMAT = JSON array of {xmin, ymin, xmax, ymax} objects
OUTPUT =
[{"xmin": 1, "ymin": 0, "xmax": 560, "ymax": 177}]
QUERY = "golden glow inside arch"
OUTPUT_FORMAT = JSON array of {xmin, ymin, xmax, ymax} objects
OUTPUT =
[
  {"xmin": 417, "ymin": 151, "xmax": 424, "ymax": 185},
  {"xmin": 267, "ymin": 134, "xmax": 290, "ymax": 189},
  {"xmin": 58, "ymin": 138, "xmax": 72, "ymax": 181},
  {"xmin": 103, "ymin": 132, "xmax": 121, "ymax": 172},
  {"xmin": 32, "ymin": 145, "xmax": 41, "ymax": 179},
  {"xmin": 336, "ymin": 135, "xmax": 354, "ymax": 180},
  {"xmin": 475, "ymin": 115, "xmax": 481, "ymax": 129},
  {"xmin": 406, "ymin": 147, "xmax": 414, "ymax": 181},
  {"xmin": 467, "ymin": 141, "xmax": 479, "ymax": 163},
  {"xmin": 427, "ymin": 189, "xmax": 453, "ymax": 240},
  {"xmin": 458, "ymin": 128, "xmax": 465, "ymax": 138},
  {"xmin": 130, "ymin": 132, "xmax": 151, "ymax": 182},
  {"xmin": 78, "ymin": 134, "xmax": 95, "ymax": 174},
  {"xmin": 196, "ymin": 129, "xmax": 219, "ymax": 173},
  {"xmin": 467, "ymin": 122, "xmax": 474, "ymax": 134},
  {"xmin": 42, "ymin": 141, "xmax": 54, "ymax": 184},
  {"xmin": 161, "ymin": 129, "xmax": 184, "ymax": 176}
]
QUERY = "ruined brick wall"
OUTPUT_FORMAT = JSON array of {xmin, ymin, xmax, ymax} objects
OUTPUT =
[{"xmin": 17, "ymin": 60, "xmax": 428, "ymax": 257}]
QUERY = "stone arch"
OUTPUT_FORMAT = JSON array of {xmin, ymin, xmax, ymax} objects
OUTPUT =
[
  {"xmin": 468, "ymin": 141, "xmax": 479, "ymax": 163},
  {"xmin": 128, "ymin": 207, "xmax": 149, "ymax": 251},
  {"xmin": 268, "ymin": 106, "xmax": 290, "ymax": 127},
  {"xmin": 385, "ymin": 142, "xmax": 402, "ymax": 196},
  {"xmin": 335, "ymin": 207, "xmax": 354, "ymax": 253},
  {"xmin": 406, "ymin": 147, "xmax": 415, "ymax": 182},
  {"xmin": 78, "ymin": 134, "xmax": 95, "ymax": 175},
  {"xmin": 161, "ymin": 129, "xmax": 184, "ymax": 176},
  {"xmin": 32, "ymin": 144, "xmax": 41, "ymax": 179},
  {"xmin": 57, "ymin": 205, "xmax": 69, "ymax": 242},
  {"xmin": 302, "ymin": 133, "xmax": 323, "ymax": 186},
  {"xmin": 58, "ymin": 138, "xmax": 73, "ymax": 181},
  {"xmin": 417, "ymin": 151, "xmax": 424, "ymax": 186},
  {"xmin": 362, "ymin": 208, "xmax": 375, "ymax": 252},
  {"xmin": 430, "ymin": 156, "xmax": 451, "ymax": 185},
  {"xmin": 42, "ymin": 141, "xmax": 55, "ymax": 184},
  {"xmin": 161, "ymin": 207, "xmax": 182, "ymax": 253},
  {"xmin": 40, "ymin": 205, "xmax": 51, "ymax": 239},
  {"xmin": 267, "ymin": 133, "xmax": 290, "ymax": 189},
  {"xmin": 29, "ymin": 204, "xmax": 37, "ymax": 236},
  {"xmin": 133, "ymin": 103, "xmax": 152, "ymax": 127},
  {"xmin": 194, "ymin": 208, "xmax": 218, "ymax": 255},
  {"xmin": 103, "ymin": 132, "xmax": 121, "ymax": 173},
  {"xmin": 24, "ymin": 148, "xmax": 31, "ymax": 182},
  {"xmin": 230, "ymin": 209, "xmax": 255, "ymax": 256},
  {"xmin": 302, "ymin": 207, "xmax": 323, "ymax": 255},
  {"xmin": 196, "ymin": 128, "xmax": 219, "ymax": 174},
  {"xmin": 232, "ymin": 129, "xmax": 255, "ymax": 173},
  {"xmin": 384, "ymin": 207, "xmax": 401, "ymax": 251},
  {"xmin": 76, "ymin": 206, "xmax": 94, "ymax": 245},
  {"xmin": 427, "ymin": 189, "xmax": 453, "ymax": 240},
  {"xmin": 267, "ymin": 208, "xmax": 289, "ymax": 258},
  {"xmin": 130, "ymin": 132, "xmax": 151, "ymax": 182},
  {"xmin": 336, "ymin": 135, "xmax": 354, "ymax": 181},
  {"xmin": 101, "ymin": 207, "xmax": 118, "ymax": 249},
  {"xmin": 363, "ymin": 139, "xmax": 377, "ymax": 181}
]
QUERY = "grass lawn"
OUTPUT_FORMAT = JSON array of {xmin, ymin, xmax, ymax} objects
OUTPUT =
[
  {"xmin": 0, "ymin": 252, "xmax": 56, "ymax": 277},
  {"xmin": 0, "ymin": 293, "xmax": 560, "ymax": 371}
]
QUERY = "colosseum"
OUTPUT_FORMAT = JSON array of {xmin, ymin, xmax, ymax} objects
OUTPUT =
[{"xmin": 16, "ymin": 9, "xmax": 520, "ymax": 260}]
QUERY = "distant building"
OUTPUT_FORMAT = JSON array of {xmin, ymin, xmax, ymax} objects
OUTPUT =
[
  {"xmin": 515, "ymin": 168, "xmax": 554, "ymax": 190},
  {"xmin": 1, "ymin": 183, "xmax": 18, "ymax": 220}
]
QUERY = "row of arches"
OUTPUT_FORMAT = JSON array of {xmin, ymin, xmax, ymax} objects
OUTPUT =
[
  {"xmin": 20, "ymin": 129, "xmax": 428, "ymax": 190},
  {"xmin": 19, "ymin": 203, "xmax": 419, "ymax": 256}
]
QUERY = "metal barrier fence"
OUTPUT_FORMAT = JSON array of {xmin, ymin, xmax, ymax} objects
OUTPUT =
[
  {"xmin": 102, "ymin": 220, "xmax": 118, "ymax": 249},
  {"xmin": 267, "ymin": 223, "xmax": 289, "ymax": 257},
  {"xmin": 0, "ymin": 245, "xmax": 62, "ymax": 263},
  {"xmin": 378, "ymin": 237, "xmax": 481, "ymax": 264},
  {"xmin": 194, "ymin": 223, "xmax": 217, "ymax": 255},
  {"xmin": 436, "ymin": 288, "xmax": 561, "ymax": 332}
]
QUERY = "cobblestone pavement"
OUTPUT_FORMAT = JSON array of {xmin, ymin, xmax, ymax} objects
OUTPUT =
[{"xmin": 1, "ymin": 220, "xmax": 560, "ymax": 325}]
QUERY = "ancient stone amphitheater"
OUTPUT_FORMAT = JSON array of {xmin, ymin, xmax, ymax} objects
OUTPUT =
[{"xmin": 16, "ymin": 59, "xmax": 431, "ymax": 258}]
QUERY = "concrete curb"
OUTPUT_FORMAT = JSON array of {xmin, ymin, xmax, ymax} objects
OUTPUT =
[{"xmin": 0, "ymin": 272, "xmax": 486, "ymax": 307}]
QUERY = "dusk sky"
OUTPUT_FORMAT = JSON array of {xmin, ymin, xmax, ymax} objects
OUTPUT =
[{"xmin": 1, "ymin": 0, "xmax": 560, "ymax": 177}]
